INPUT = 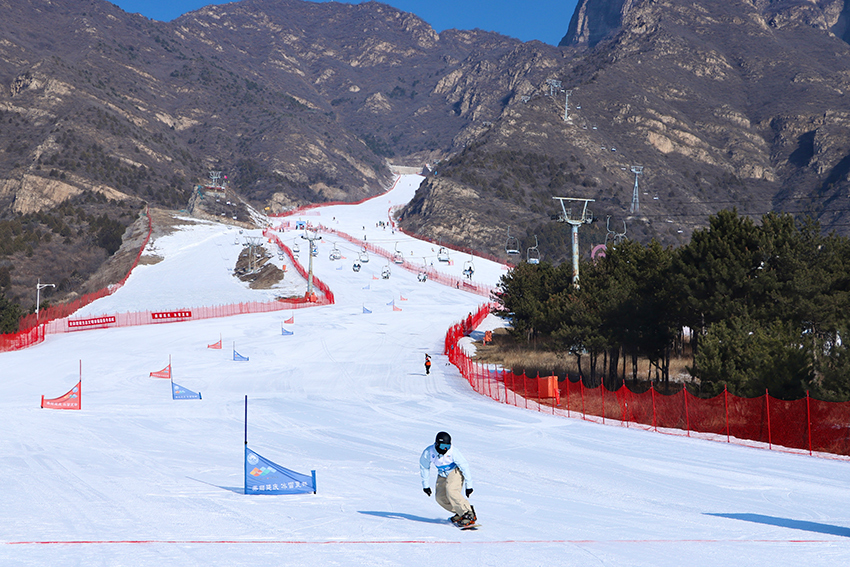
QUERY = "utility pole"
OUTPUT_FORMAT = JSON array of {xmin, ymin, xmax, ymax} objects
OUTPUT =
[
  {"xmin": 300, "ymin": 230, "xmax": 322, "ymax": 297},
  {"xmin": 630, "ymin": 166, "xmax": 643, "ymax": 215},
  {"xmin": 553, "ymin": 197, "xmax": 595, "ymax": 287},
  {"xmin": 35, "ymin": 278, "xmax": 55, "ymax": 320}
]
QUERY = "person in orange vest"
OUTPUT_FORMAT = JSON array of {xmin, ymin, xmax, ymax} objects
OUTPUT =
[{"xmin": 425, "ymin": 354, "xmax": 432, "ymax": 375}]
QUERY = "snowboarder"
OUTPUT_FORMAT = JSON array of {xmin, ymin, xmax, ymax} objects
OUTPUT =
[
  {"xmin": 420, "ymin": 431, "xmax": 476, "ymax": 527},
  {"xmin": 424, "ymin": 354, "xmax": 432, "ymax": 375}
]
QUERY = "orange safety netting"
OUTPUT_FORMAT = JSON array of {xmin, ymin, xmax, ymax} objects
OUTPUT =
[{"xmin": 446, "ymin": 303, "xmax": 850, "ymax": 460}]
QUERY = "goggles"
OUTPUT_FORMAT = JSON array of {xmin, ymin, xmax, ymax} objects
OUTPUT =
[{"xmin": 437, "ymin": 442, "xmax": 451, "ymax": 452}]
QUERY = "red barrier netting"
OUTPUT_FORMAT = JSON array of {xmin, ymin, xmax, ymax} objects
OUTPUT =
[
  {"xmin": 0, "ymin": 215, "xmax": 335, "ymax": 352},
  {"xmin": 445, "ymin": 305, "xmax": 850, "ymax": 460}
]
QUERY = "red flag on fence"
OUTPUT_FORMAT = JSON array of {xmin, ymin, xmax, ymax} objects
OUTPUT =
[
  {"xmin": 208, "ymin": 335, "xmax": 222, "ymax": 349},
  {"xmin": 42, "ymin": 380, "xmax": 81, "ymax": 410}
]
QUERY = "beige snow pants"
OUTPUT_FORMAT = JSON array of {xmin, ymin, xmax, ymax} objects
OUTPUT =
[{"xmin": 435, "ymin": 468, "xmax": 473, "ymax": 516}]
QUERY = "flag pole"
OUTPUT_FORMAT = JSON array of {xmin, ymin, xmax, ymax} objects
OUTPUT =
[{"xmin": 243, "ymin": 395, "xmax": 248, "ymax": 495}]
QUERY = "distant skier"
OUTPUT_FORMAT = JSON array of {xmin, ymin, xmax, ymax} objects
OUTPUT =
[
  {"xmin": 420, "ymin": 431, "xmax": 476, "ymax": 527},
  {"xmin": 424, "ymin": 354, "xmax": 432, "ymax": 375}
]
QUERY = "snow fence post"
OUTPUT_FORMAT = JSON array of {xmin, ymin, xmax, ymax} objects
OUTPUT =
[
  {"xmin": 766, "ymin": 388, "xmax": 772, "ymax": 451},
  {"xmin": 725, "ymin": 384, "xmax": 730, "ymax": 443},
  {"xmin": 807, "ymin": 390, "xmax": 813, "ymax": 456}
]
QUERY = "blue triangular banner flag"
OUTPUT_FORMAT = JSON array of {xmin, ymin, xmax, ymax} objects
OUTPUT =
[
  {"xmin": 336, "ymin": 265, "xmax": 343, "ymax": 270},
  {"xmin": 281, "ymin": 327, "xmax": 294, "ymax": 336},
  {"xmin": 172, "ymin": 381, "xmax": 201, "ymax": 400},
  {"xmin": 362, "ymin": 284, "xmax": 370, "ymax": 290},
  {"xmin": 362, "ymin": 306, "xmax": 372, "ymax": 314},
  {"xmin": 233, "ymin": 350, "xmax": 249, "ymax": 361},
  {"xmin": 245, "ymin": 447, "xmax": 316, "ymax": 495},
  {"xmin": 386, "ymin": 299, "xmax": 394, "ymax": 305}
]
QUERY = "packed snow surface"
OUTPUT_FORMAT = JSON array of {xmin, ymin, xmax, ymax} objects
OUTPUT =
[{"xmin": 2, "ymin": 175, "xmax": 849, "ymax": 566}]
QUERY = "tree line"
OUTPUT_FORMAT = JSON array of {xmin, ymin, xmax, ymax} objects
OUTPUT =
[{"xmin": 493, "ymin": 210, "xmax": 850, "ymax": 401}]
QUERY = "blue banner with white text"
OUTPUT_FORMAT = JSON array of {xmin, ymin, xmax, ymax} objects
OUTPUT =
[
  {"xmin": 244, "ymin": 447, "xmax": 316, "ymax": 495},
  {"xmin": 172, "ymin": 381, "xmax": 201, "ymax": 400}
]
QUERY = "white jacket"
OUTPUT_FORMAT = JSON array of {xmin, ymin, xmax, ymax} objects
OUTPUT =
[{"xmin": 419, "ymin": 444, "xmax": 473, "ymax": 490}]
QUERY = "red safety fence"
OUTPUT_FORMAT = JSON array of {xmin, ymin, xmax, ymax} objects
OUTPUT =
[
  {"xmin": 446, "ymin": 304, "xmax": 850, "ymax": 460},
  {"xmin": 0, "ymin": 215, "xmax": 335, "ymax": 352}
]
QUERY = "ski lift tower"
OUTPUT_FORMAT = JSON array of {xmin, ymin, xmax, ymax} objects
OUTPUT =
[
  {"xmin": 243, "ymin": 236, "xmax": 263, "ymax": 275},
  {"xmin": 300, "ymin": 229, "xmax": 322, "ymax": 296},
  {"xmin": 553, "ymin": 196, "xmax": 595, "ymax": 287},
  {"xmin": 209, "ymin": 170, "xmax": 222, "ymax": 188},
  {"xmin": 630, "ymin": 166, "xmax": 643, "ymax": 215},
  {"xmin": 546, "ymin": 79, "xmax": 562, "ymax": 97},
  {"xmin": 562, "ymin": 89, "xmax": 573, "ymax": 122}
]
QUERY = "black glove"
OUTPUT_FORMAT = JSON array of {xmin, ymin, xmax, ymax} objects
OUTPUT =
[
  {"xmin": 423, "ymin": 487, "xmax": 432, "ymax": 497},
  {"xmin": 465, "ymin": 488, "xmax": 473, "ymax": 497}
]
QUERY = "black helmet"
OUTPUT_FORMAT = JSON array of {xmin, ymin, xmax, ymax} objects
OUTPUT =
[{"xmin": 435, "ymin": 431, "xmax": 451, "ymax": 454}]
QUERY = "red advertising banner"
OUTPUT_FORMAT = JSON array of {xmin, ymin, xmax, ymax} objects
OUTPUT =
[
  {"xmin": 150, "ymin": 364, "xmax": 171, "ymax": 379},
  {"xmin": 67, "ymin": 315, "xmax": 116, "ymax": 329},
  {"xmin": 41, "ymin": 381, "xmax": 81, "ymax": 410},
  {"xmin": 151, "ymin": 311, "xmax": 192, "ymax": 320}
]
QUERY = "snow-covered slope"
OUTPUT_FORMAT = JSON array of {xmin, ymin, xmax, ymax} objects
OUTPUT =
[{"xmin": 2, "ymin": 175, "xmax": 848, "ymax": 566}]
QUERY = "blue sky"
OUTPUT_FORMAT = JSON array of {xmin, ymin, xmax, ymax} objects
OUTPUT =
[{"xmin": 111, "ymin": 0, "xmax": 579, "ymax": 45}]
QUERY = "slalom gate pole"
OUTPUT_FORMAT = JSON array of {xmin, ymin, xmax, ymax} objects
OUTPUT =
[{"xmin": 244, "ymin": 395, "xmax": 248, "ymax": 495}]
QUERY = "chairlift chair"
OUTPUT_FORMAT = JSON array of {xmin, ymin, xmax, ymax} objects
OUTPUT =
[
  {"xmin": 505, "ymin": 227, "xmax": 520, "ymax": 255},
  {"xmin": 381, "ymin": 265, "xmax": 391, "ymax": 279},
  {"xmin": 292, "ymin": 242, "xmax": 300, "ymax": 254},
  {"xmin": 462, "ymin": 254, "xmax": 475, "ymax": 279},
  {"xmin": 392, "ymin": 243, "xmax": 405, "ymax": 264},
  {"xmin": 329, "ymin": 244, "xmax": 342, "ymax": 261},
  {"xmin": 359, "ymin": 248, "xmax": 370, "ymax": 263},
  {"xmin": 418, "ymin": 257, "xmax": 428, "ymax": 282},
  {"xmin": 437, "ymin": 246, "xmax": 450, "ymax": 263},
  {"xmin": 352, "ymin": 261, "xmax": 362, "ymax": 272},
  {"xmin": 527, "ymin": 235, "xmax": 541, "ymax": 265}
]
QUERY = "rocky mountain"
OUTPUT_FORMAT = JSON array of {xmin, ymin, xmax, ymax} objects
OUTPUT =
[
  {"xmin": 0, "ymin": 0, "xmax": 556, "ymax": 308},
  {"xmin": 3, "ymin": 0, "xmax": 850, "ymax": 313},
  {"xmin": 400, "ymin": 0, "xmax": 850, "ymax": 263}
]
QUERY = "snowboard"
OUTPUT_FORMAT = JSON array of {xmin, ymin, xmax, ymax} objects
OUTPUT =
[{"xmin": 452, "ymin": 520, "xmax": 480, "ymax": 530}]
